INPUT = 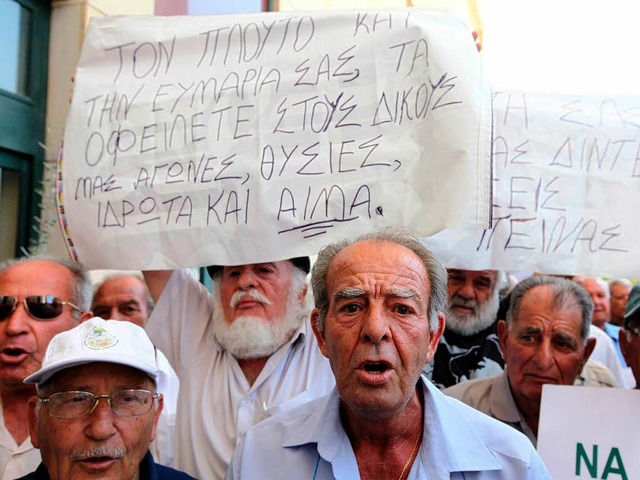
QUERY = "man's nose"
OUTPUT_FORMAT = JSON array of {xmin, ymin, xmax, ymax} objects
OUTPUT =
[
  {"xmin": 360, "ymin": 306, "xmax": 391, "ymax": 344},
  {"xmin": 85, "ymin": 398, "xmax": 117, "ymax": 440},
  {"xmin": 457, "ymin": 281, "xmax": 475, "ymax": 300},
  {"xmin": 236, "ymin": 268, "xmax": 258, "ymax": 290},
  {"xmin": 5, "ymin": 302, "xmax": 29, "ymax": 336},
  {"xmin": 532, "ymin": 339, "xmax": 554, "ymax": 369}
]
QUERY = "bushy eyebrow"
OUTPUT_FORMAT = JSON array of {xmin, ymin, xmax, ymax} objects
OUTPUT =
[
  {"xmin": 515, "ymin": 325, "xmax": 541, "ymax": 335},
  {"xmin": 553, "ymin": 331, "xmax": 580, "ymax": 348},
  {"xmin": 388, "ymin": 287, "xmax": 417, "ymax": 299},
  {"xmin": 334, "ymin": 287, "xmax": 365, "ymax": 301},
  {"xmin": 334, "ymin": 287, "xmax": 418, "ymax": 300}
]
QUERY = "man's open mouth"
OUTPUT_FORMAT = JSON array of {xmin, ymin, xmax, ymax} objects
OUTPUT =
[
  {"xmin": 0, "ymin": 347, "xmax": 28, "ymax": 363},
  {"xmin": 83, "ymin": 456, "xmax": 114, "ymax": 463},
  {"xmin": 3, "ymin": 348, "xmax": 26, "ymax": 356},
  {"xmin": 363, "ymin": 361, "xmax": 390, "ymax": 374}
]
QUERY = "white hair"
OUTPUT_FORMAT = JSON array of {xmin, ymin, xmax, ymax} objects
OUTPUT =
[{"xmin": 210, "ymin": 269, "xmax": 309, "ymax": 359}]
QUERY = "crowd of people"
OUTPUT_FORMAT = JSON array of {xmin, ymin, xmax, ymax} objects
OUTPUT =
[{"xmin": 0, "ymin": 230, "xmax": 637, "ymax": 479}]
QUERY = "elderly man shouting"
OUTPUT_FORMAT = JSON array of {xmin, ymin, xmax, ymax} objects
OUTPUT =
[
  {"xmin": 0, "ymin": 256, "xmax": 93, "ymax": 478},
  {"xmin": 226, "ymin": 229, "xmax": 550, "ymax": 480},
  {"xmin": 19, "ymin": 318, "xmax": 194, "ymax": 480}
]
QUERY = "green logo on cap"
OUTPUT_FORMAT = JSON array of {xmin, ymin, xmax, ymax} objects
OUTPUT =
[{"xmin": 84, "ymin": 326, "xmax": 118, "ymax": 350}]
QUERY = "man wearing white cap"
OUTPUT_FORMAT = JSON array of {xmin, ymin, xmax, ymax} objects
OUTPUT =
[{"xmin": 18, "ymin": 318, "xmax": 195, "ymax": 480}]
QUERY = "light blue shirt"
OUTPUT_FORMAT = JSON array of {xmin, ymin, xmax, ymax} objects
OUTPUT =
[
  {"xmin": 604, "ymin": 323, "xmax": 627, "ymax": 367},
  {"xmin": 226, "ymin": 376, "xmax": 552, "ymax": 480}
]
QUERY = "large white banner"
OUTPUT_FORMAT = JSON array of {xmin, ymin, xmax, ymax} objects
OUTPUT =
[
  {"xmin": 425, "ymin": 90, "xmax": 640, "ymax": 277},
  {"xmin": 59, "ymin": 10, "xmax": 491, "ymax": 269},
  {"xmin": 538, "ymin": 385, "xmax": 640, "ymax": 479}
]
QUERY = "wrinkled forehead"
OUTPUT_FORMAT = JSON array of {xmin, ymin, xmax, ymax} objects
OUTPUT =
[
  {"xmin": 221, "ymin": 260, "xmax": 294, "ymax": 276},
  {"xmin": 41, "ymin": 362, "xmax": 156, "ymax": 393},
  {"xmin": 583, "ymin": 278, "xmax": 608, "ymax": 296},
  {"xmin": 0, "ymin": 261, "xmax": 75, "ymax": 296},
  {"xmin": 611, "ymin": 283, "xmax": 632, "ymax": 296},
  {"xmin": 95, "ymin": 281, "xmax": 148, "ymax": 306},
  {"xmin": 98, "ymin": 277, "xmax": 146, "ymax": 296},
  {"xmin": 327, "ymin": 241, "xmax": 429, "ymax": 297},
  {"xmin": 515, "ymin": 286, "xmax": 583, "ymax": 329}
]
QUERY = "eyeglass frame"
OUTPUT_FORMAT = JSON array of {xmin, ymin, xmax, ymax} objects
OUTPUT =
[
  {"xmin": 0, "ymin": 295, "xmax": 83, "ymax": 321},
  {"xmin": 38, "ymin": 389, "xmax": 161, "ymax": 419}
]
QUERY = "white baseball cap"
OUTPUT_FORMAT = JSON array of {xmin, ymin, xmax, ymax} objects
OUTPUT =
[{"xmin": 24, "ymin": 317, "xmax": 158, "ymax": 385}]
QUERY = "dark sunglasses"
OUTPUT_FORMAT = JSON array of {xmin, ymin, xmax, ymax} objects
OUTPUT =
[{"xmin": 0, "ymin": 295, "xmax": 83, "ymax": 321}]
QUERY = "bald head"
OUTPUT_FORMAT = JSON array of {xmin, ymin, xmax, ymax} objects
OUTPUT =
[{"xmin": 92, "ymin": 275, "xmax": 153, "ymax": 328}]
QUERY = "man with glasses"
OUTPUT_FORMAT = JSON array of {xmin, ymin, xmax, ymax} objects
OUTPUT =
[
  {"xmin": 18, "ymin": 317, "xmax": 195, "ymax": 479},
  {"xmin": 0, "ymin": 256, "xmax": 93, "ymax": 479},
  {"xmin": 620, "ymin": 284, "xmax": 640, "ymax": 389},
  {"xmin": 91, "ymin": 274, "xmax": 179, "ymax": 467}
]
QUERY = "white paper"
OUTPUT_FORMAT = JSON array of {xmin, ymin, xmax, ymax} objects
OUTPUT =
[
  {"xmin": 538, "ymin": 385, "xmax": 640, "ymax": 479},
  {"xmin": 424, "ymin": 90, "xmax": 640, "ymax": 277},
  {"xmin": 58, "ymin": 10, "xmax": 491, "ymax": 269}
]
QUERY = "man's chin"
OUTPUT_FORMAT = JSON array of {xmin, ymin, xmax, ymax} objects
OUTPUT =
[
  {"xmin": 446, "ymin": 313, "xmax": 485, "ymax": 335},
  {"xmin": 215, "ymin": 315, "xmax": 298, "ymax": 359}
]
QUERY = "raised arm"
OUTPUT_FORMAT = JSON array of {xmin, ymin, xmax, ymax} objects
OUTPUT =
[{"xmin": 143, "ymin": 270, "xmax": 173, "ymax": 304}]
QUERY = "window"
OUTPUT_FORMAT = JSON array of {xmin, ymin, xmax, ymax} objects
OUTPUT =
[{"xmin": 0, "ymin": 0, "xmax": 49, "ymax": 260}]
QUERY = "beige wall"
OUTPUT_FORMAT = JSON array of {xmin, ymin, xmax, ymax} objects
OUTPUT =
[{"xmin": 87, "ymin": 0, "xmax": 154, "ymax": 16}]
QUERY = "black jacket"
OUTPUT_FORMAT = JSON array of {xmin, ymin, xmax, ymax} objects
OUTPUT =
[{"xmin": 16, "ymin": 451, "xmax": 197, "ymax": 480}]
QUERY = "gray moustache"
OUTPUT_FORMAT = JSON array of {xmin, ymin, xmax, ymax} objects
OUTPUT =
[
  {"xmin": 70, "ymin": 446, "xmax": 126, "ymax": 461},
  {"xmin": 230, "ymin": 290, "xmax": 271, "ymax": 308},
  {"xmin": 449, "ymin": 296, "xmax": 477, "ymax": 311}
]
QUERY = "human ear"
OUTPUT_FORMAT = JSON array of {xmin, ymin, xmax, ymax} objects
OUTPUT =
[
  {"xmin": 27, "ymin": 396, "xmax": 41, "ymax": 448},
  {"xmin": 310, "ymin": 309, "xmax": 329, "ymax": 358},
  {"xmin": 497, "ymin": 320, "xmax": 509, "ymax": 352}
]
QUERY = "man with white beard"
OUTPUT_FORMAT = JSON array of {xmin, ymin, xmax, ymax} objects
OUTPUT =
[
  {"xmin": 143, "ymin": 259, "xmax": 334, "ymax": 480},
  {"xmin": 423, "ymin": 269, "xmax": 505, "ymax": 389}
]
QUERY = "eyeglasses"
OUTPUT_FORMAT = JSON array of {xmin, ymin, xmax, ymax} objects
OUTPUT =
[
  {"xmin": 39, "ymin": 390, "xmax": 160, "ymax": 419},
  {"xmin": 0, "ymin": 295, "xmax": 83, "ymax": 321}
]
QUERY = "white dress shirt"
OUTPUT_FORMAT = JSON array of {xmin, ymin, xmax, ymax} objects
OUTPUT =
[
  {"xmin": 146, "ymin": 269, "xmax": 335, "ymax": 480},
  {"xmin": 0, "ymin": 396, "xmax": 40, "ymax": 480}
]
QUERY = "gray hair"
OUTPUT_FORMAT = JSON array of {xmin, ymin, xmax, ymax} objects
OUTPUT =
[
  {"xmin": 210, "ymin": 263, "xmax": 310, "ymax": 316},
  {"xmin": 0, "ymin": 255, "xmax": 91, "ymax": 317},
  {"xmin": 311, "ymin": 227, "xmax": 447, "ymax": 333},
  {"xmin": 506, "ymin": 275, "xmax": 593, "ymax": 342},
  {"xmin": 92, "ymin": 273, "xmax": 155, "ymax": 314},
  {"xmin": 609, "ymin": 278, "xmax": 633, "ymax": 292}
]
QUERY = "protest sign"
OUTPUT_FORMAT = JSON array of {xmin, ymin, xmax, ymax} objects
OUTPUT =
[
  {"xmin": 424, "ymin": 90, "xmax": 640, "ymax": 277},
  {"xmin": 58, "ymin": 10, "xmax": 491, "ymax": 269},
  {"xmin": 538, "ymin": 385, "xmax": 640, "ymax": 480}
]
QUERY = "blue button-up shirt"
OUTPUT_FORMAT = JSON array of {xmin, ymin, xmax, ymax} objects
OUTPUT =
[{"xmin": 226, "ymin": 376, "xmax": 552, "ymax": 479}]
